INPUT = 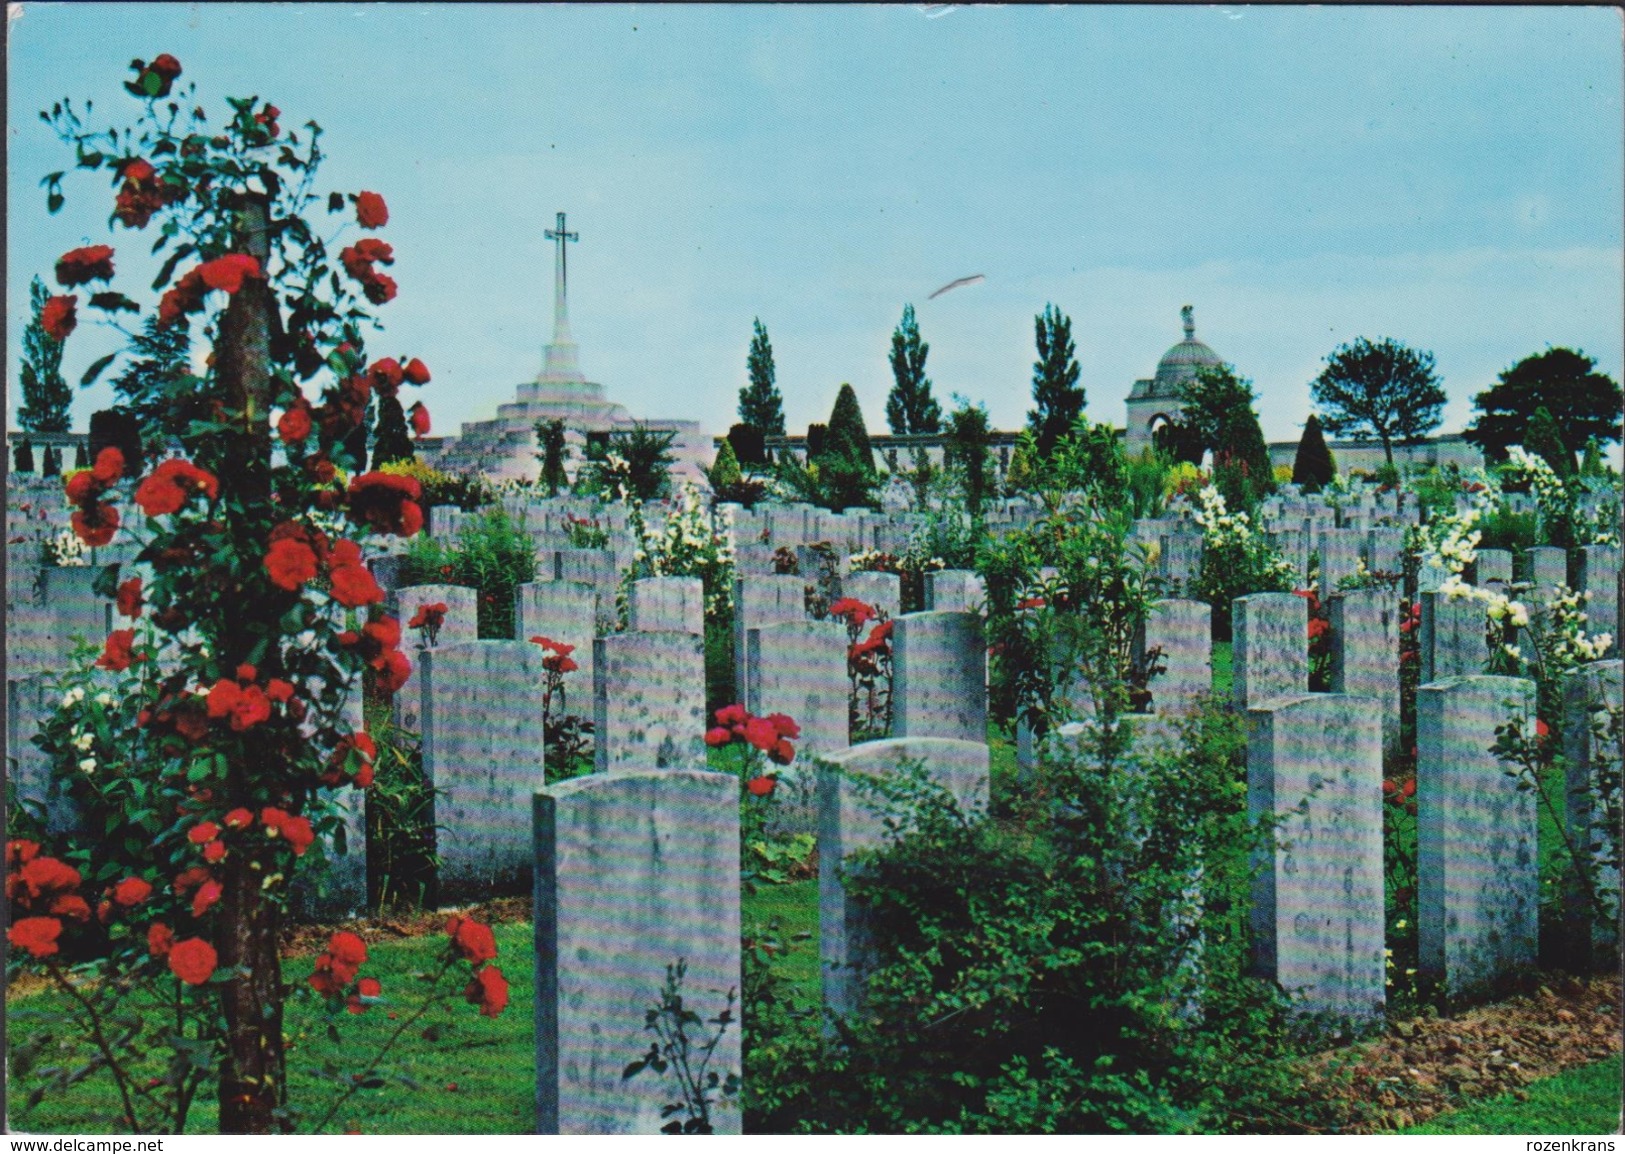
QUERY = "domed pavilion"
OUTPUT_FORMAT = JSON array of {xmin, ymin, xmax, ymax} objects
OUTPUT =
[{"xmin": 1123, "ymin": 305, "xmax": 1223, "ymax": 456}]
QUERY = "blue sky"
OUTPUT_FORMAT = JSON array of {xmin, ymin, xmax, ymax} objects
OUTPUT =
[{"xmin": 8, "ymin": 4, "xmax": 1622, "ymax": 449}]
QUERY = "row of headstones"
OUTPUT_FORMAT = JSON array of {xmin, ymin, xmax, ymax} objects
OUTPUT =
[{"xmin": 526, "ymin": 654, "xmax": 1621, "ymax": 1133}]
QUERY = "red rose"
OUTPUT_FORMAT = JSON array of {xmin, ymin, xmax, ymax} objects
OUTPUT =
[
  {"xmin": 49, "ymin": 894, "xmax": 92, "ymax": 922},
  {"xmin": 408, "ymin": 402, "xmax": 431, "ymax": 437},
  {"xmin": 746, "ymin": 775, "xmax": 776, "ymax": 797},
  {"xmin": 134, "ymin": 458, "xmax": 218, "ymax": 517},
  {"xmin": 190, "ymin": 879, "xmax": 223, "ymax": 918},
  {"xmin": 329, "ymin": 564, "xmax": 384, "ymax": 608},
  {"xmin": 705, "ymin": 726, "xmax": 732, "ymax": 747},
  {"xmin": 206, "ymin": 679, "xmax": 242, "ymax": 719},
  {"xmin": 281, "ymin": 815, "xmax": 315, "ymax": 856},
  {"xmin": 188, "ymin": 821, "xmax": 221, "ymax": 845},
  {"xmin": 116, "ymin": 576, "xmax": 143, "ymax": 617},
  {"xmin": 742, "ymin": 716, "xmax": 779, "ymax": 754},
  {"xmin": 768, "ymin": 739, "xmax": 795, "ymax": 766},
  {"xmin": 95, "ymin": 628, "xmax": 140, "ymax": 672},
  {"xmin": 9, "ymin": 916, "xmax": 63, "ymax": 958},
  {"xmin": 263, "ymin": 537, "xmax": 319, "ymax": 591},
  {"xmin": 347, "ymin": 471, "xmax": 423, "ymax": 537},
  {"xmin": 355, "ymin": 191, "xmax": 389, "ymax": 229},
  {"xmin": 197, "ymin": 254, "xmax": 261, "ymax": 294},
  {"xmin": 765, "ymin": 713, "xmax": 800, "ymax": 739},
  {"xmin": 362, "ymin": 272, "xmax": 397, "ymax": 305},
  {"xmin": 404, "ymin": 357, "xmax": 431, "ymax": 385},
  {"xmin": 72, "ymin": 503, "xmax": 120, "ymax": 547},
  {"xmin": 202, "ymin": 840, "xmax": 226, "ymax": 863},
  {"xmin": 167, "ymin": 937, "xmax": 217, "ymax": 985},
  {"xmin": 223, "ymin": 807, "xmax": 254, "ymax": 830},
  {"xmin": 309, "ymin": 953, "xmax": 343, "ymax": 997},
  {"xmin": 55, "ymin": 245, "xmax": 116, "ymax": 287},
  {"xmin": 278, "ymin": 400, "xmax": 313, "ymax": 445},
  {"xmin": 147, "ymin": 921, "xmax": 174, "ymax": 957},
  {"xmin": 715, "ymin": 704, "xmax": 748, "ymax": 728},
  {"xmin": 447, "ymin": 916, "xmax": 497, "ymax": 965},
  {"xmin": 376, "ymin": 648, "xmax": 412, "ymax": 694},
  {"xmin": 41, "ymin": 295, "xmax": 77, "ymax": 341},
  {"xmin": 359, "ymin": 976, "xmax": 381, "ymax": 998},
  {"xmin": 113, "ymin": 877, "xmax": 152, "ymax": 907},
  {"xmin": 330, "ymin": 930, "xmax": 368, "ymax": 971},
  {"xmin": 65, "ymin": 470, "xmax": 99, "ymax": 504},
  {"xmin": 464, "ymin": 964, "xmax": 509, "ymax": 1018},
  {"xmin": 368, "ymin": 358, "xmax": 404, "ymax": 397},
  {"xmin": 19, "ymin": 856, "xmax": 81, "ymax": 899},
  {"xmin": 90, "ymin": 447, "xmax": 125, "ymax": 485}
]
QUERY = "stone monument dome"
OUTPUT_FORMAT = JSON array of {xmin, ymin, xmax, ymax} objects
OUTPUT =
[{"xmin": 1124, "ymin": 305, "xmax": 1223, "ymax": 454}]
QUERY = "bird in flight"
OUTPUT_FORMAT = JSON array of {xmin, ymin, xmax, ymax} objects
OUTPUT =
[{"xmin": 927, "ymin": 273, "xmax": 985, "ymax": 300}]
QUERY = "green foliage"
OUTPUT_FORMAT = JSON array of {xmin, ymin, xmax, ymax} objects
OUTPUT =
[
  {"xmin": 108, "ymin": 316, "xmax": 192, "ymax": 464},
  {"xmin": 1475, "ymin": 503, "xmax": 1539, "ymax": 555},
  {"xmin": 15, "ymin": 438, "xmax": 36, "ymax": 472},
  {"xmin": 1123, "ymin": 449, "xmax": 1171, "ymax": 520},
  {"xmin": 533, "ymin": 418, "xmax": 568, "ymax": 496},
  {"xmin": 739, "ymin": 318, "xmax": 786, "ymax": 436},
  {"xmin": 1311, "ymin": 337, "xmax": 1445, "ymax": 466},
  {"xmin": 42, "ymin": 444, "xmax": 61, "ymax": 477},
  {"xmin": 1467, "ymin": 347, "xmax": 1623, "ymax": 462},
  {"xmin": 1005, "ymin": 420, "xmax": 1129, "ymax": 512},
  {"xmin": 1027, "ymin": 303, "xmax": 1084, "ymax": 457},
  {"xmin": 378, "ymin": 459, "xmax": 492, "ymax": 512},
  {"xmin": 581, "ymin": 423, "xmax": 676, "ymax": 503},
  {"xmin": 19, "ymin": 277, "xmax": 72, "ymax": 434},
  {"xmin": 826, "ymin": 383, "xmax": 873, "ymax": 465},
  {"xmin": 403, "ymin": 508, "xmax": 536, "ymax": 638},
  {"xmin": 622, "ymin": 960, "xmax": 740, "ymax": 1134},
  {"xmin": 1523, "ymin": 406, "xmax": 1576, "ymax": 479},
  {"xmin": 784, "ymin": 384, "xmax": 880, "ymax": 511},
  {"xmin": 1579, "ymin": 437, "xmax": 1609, "ymax": 478},
  {"xmin": 885, "ymin": 304, "xmax": 941, "ymax": 435},
  {"xmin": 370, "ymin": 394, "xmax": 414, "ymax": 467},
  {"xmin": 1291, "ymin": 414, "xmax": 1335, "ymax": 492},
  {"xmin": 748, "ymin": 700, "xmax": 1328, "ymax": 1135},
  {"xmin": 942, "ymin": 399, "xmax": 992, "ymax": 517},
  {"xmin": 1176, "ymin": 364, "xmax": 1273, "ymax": 509},
  {"xmin": 708, "ymin": 438, "xmax": 743, "ymax": 490},
  {"xmin": 1405, "ymin": 1056, "xmax": 1623, "ymax": 1135},
  {"xmin": 726, "ymin": 423, "xmax": 767, "ymax": 469},
  {"xmin": 363, "ymin": 704, "xmax": 437, "ymax": 910},
  {"xmin": 1190, "ymin": 487, "xmax": 1295, "ymax": 637}
]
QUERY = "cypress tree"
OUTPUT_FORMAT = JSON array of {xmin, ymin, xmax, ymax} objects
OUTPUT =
[
  {"xmin": 1291, "ymin": 413, "xmax": 1335, "ymax": 492},
  {"xmin": 1027, "ymin": 303, "xmax": 1084, "ymax": 457},
  {"xmin": 535, "ymin": 418, "xmax": 568, "ymax": 495},
  {"xmin": 19, "ymin": 278, "xmax": 72, "ymax": 434},
  {"xmin": 1525, "ymin": 406, "xmax": 1575, "ymax": 478},
  {"xmin": 709, "ymin": 438, "xmax": 743, "ymax": 490},
  {"xmin": 42, "ymin": 445, "xmax": 61, "ymax": 477},
  {"xmin": 885, "ymin": 304, "xmax": 941, "ymax": 435},
  {"xmin": 826, "ymin": 382, "xmax": 873, "ymax": 466},
  {"xmin": 14, "ymin": 440, "xmax": 35, "ymax": 473},
  {"xmin": 73, "ymin": 442, "xmax": 90, "ymax": 469},
  {"xmin": 371, "ymin": 394, "xmax": 415, "ymax": 466},
  {"xmin": 739, "ymin": 318, "xmax": 786, "ymax": 436}
]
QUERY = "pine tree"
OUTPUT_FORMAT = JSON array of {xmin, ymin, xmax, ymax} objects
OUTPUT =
[
  {"xmin": 42, "ymin": 445, "xmax": 61, "ymax": 477},
  {"xmin": 826, "ymin": 383, "xmax": 873, "ymax": 465},
  {"xmin": 885, "ymin": 304, "xmax": 941, "ymax": 435},
  {"xmin": 1027, "ymin": 303, "xmax": 1084, "ymax": 457},
  {"xmin": 739, "ymin": 318, "xmax": 785, "ymax": 436},
  {"xmin": 19, "ymin": 277, "xmax": 72, "ymax": 434},
  {"xmin": 1291, "ymin": 413, "xmax": 1335, "ymax": 492},
  {"xmin": 14, "ymin": 440, "xmax": 35, "ymax": 473},
  {"xmin": 1524, "ymin": 406, "xmax": 1575, "ymax": 478},
  {"xmin": 708, "ymin": 439, "xmax": 743, "ymax": 491},
  {"xmin": 370, "ymin": 394, "xmax": 415, "ymax": 466}
]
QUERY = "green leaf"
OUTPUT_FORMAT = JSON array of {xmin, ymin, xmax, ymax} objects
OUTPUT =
[
  {"xmin": 48, "ymin": 190, "xmax": 64, "ymax": 214},
  {"xmin": 89, "ymin": 292, "xmax": 140, "ymax": 315},
  {"xmin": 152, "ymin": 242, "xmax": 195, "ymax": 291},
  {"xmin": 92, "ymin": 563, "xmax": 122, "ymax": 599},
  {"xmin": 81, "ymin": 353, "xmax": 119, "ymax": 388}
]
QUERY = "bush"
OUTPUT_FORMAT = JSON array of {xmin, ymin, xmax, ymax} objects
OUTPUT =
[
  {"xmin": 378, "ymin": 459, "xmax": 493, "ymax": 512},
  {"xmin": 403, "ymin": 507, "xmax": 536, "ymax": 638}
]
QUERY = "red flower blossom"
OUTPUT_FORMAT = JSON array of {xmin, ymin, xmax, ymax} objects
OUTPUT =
[
  {"xmin": 464, "ymin": 964, "xmax": 509, "ymax": 1018},
  {"xmin": 1536, "ymin": 718, "xmax": 1551, "ymax": 740},
  {"xmin": 188, "ymin": 821, "xmax": 221, "ymax": 845},
  {"xmin": 375, "ymin": 649, "xmax": 412, "ymax": 694},
  {"xmin": 329, "ymin": 564, "xmax": 384, "ymax": 608},
  {"xmin": 742, "ymin": 716, "xmax": 780, "ymax": 754},
  {"xmin": 765, "ymin": 713, "xmax": 800, "ymax": 739},
  {"xmin": 309, "ymin": 954, "xmax": 343, "ymax": 997},
  {"xmin": 715, "ymin": 704, "xmax": 748, "ymax": 729},
  {"xmin": 409, "ymin": 603, "xmax": 448, "ymax": 630},
  {"xmin": 368, "ymin": 357, "xmax": 404, "ymax": 397},
  {"xmin": 9, "ymin": 916, "xmax": 63, "ymax": 958},
  {"xmin": 147, "ymin": 921, "xmax": 174, "ymax": 957},
  {"xmin": 197, "ymin": 254, "xmax": 261, "ymax": 294},
  {"xmin": 746, "ymin": 775, "xmax": 776, "ymax": 797},
  {"xmin": 116, "ymin": 576, "xmax": 143, "ymax": 618},
  {"xmin": 347, "ymin": 471, "xmax": 423, "ymax": 537},
  {"xmin": 704, "ymin": 726, "xmax": 732, "ymax": 747},
  {"xmin": 768, "ymin": 739, "xmax": 795, "ymax": 766},
  {"xmin": 278, "ymin": 399, "xmax": 313, "ymax": 445},
  {"xmin": 134, "ymin": 458, "xmax": 218, "ymax": 517},
  {"xmin": 359, "ymin": 976, "xmax": 382, "ymax": 998},
  {"xmin": 168, "ymin": 937, "xmax": 217, "ymax": 985},
  {"xmin": 19, "ymin": 856, "xmax": 82, "ymax": 900},
  {"xmin": 355, "ymin": 191, "xmax": 389, "ymax": 229},
  {"xmin": 41, "ymin": 295, "xmax": 77, "ymax": 341},
  {"xmin": 55, "ymin": 245, "xmax": 116, "ymax": 287},
  {"xmin": 128, "ymin": 54, "xmax": 183, "ymax": 98},
  {"xmin": 113, "ymin": 157, "xmax": 185, "ymax": 229},
  {"xmin": 408, "ymin": 402, "xmax": 431, "ymax": 437},
  {"xmin": 50, "ymin": 894, "xmax": 92, "ymax": 922},
  {"xmin": 446, "ymin": 916, "xmax": 497, "ymax": 965},
  {"xmin": 191, "ymin": 880, "xmax": 223, "ymax": 918},
  {"xmin": 65, "ymin": 470, "xmax": 99, "ymax": 504},
  {"xmin": 95, "ymin": 628, "xmax": 141, "ymax": 672},
  {"xmin": 404, "ymin": 357, "xmax": 431, "ymax": 385},
  {"xmin": 327, "ymin": 930, "xmax": 368, "ymax": 984},
  {"xmin": 202, "ymin": 840, "xmax": 226, "ymax": 863},
  {"xmin": 265, "ymin": 678, "xmax": 295, "ymax": 704},
  {"xmin": 362, "ymin": 272, "xmax": 398, "ymax": 305},
  {"xmin": 1307, "ymin": 617, "xmax": 1330, "ymax": 640},
  {"xmin": 223, "ymin": 808, "xmax": 254, "ymax": 831},
  {"xmin": 828, "ymin": 598, "xmax": 875, "ymax": 626},
  {"xmin": 71, "ymin": 503, "xmax": 120, "ymax": 547},
  {"xmin": 113, "ymin": 877, "xmax": 152, "ymax": 907},
  {"xmin": 263, "ymin": 536, "xmax": 319, "ymax": 591}
]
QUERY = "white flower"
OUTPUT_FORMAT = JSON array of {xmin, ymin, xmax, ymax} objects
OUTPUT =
[
  {"xmin": 78, "ymin": 757, "xmax": 97, "ymax": 774},
  {"xmin": 1502, "ymin": 643, "xmax": 1522, "ymax": 660},
  {"xmin": 62, "ymin": 687, "xmax": 86, "ymax": 707},
  {"xmin": 95, "ymin": 692, "xmax": 114, "ymax": 708},
  {"xmin": 1508, "ymin": 603, "xmax": 1530, "ymax": 628},
  {"xmin": 72, "ymin": 731, "xmax": 95, "ymax": 752}
]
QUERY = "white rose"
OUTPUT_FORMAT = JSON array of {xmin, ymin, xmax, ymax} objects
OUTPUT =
[
  {"xmin": 1509, "ymin": 603, "xmax": 1530, "ymax": 628},
  {"xmin": 95, "ymin": 692, "xmax": 114, "ymax": 708},
  {"xmin": 62, "ymin": 687, "xmax": 85, "ymax": 707},
  {"xmin": 78, "ymin": 757, "xmax": 96, "ymax": 774}
]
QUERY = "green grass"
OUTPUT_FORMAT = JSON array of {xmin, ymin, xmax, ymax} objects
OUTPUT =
[
  {"xmin": 1402, "ymin": 1055, "xmax": 1622, "ymax": 1134},
  {"xmin": 8, "ymin": 923, "xmax": 536, "ymax": 1135},
  {"xmin": 742, "ymin": 879, "xmax": 820, "ymax": 1006},
  {"xmin": 1211, "ymin": 639, "xmax": 1232, "ymax": 698}
]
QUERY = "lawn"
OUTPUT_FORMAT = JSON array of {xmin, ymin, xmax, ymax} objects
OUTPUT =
[{"xmin": 1403, "ymin": 1055, "xmax": 1622, "ymax": 1135}]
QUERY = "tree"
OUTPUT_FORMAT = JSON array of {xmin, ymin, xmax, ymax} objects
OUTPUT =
[
  {"xmin": 1310, "ymin": 337, "xmax": 1445, "ymax": 466},
  {"xmin": 1178, "ymin": 364, "xmax": 1272, "ymax": 508},
  {"xmin": 885, "ymin": 304, "xmax": 941, "ymax": 435},
  {"xmin": 584, "ymin": 423, "xmax": 676, "ymax": 502},
  {"xmin": 41, "ymin": 444, "xmax": 61, "ymax": 477},
  {"xmin": 370, "ymin": 393, "xmax": 414, "ymax": 466},
  {"xmin": 1465, "ymin": 347, "xmax": 1623, "ymax": 461},
  {"xmin": 943, "ymin": 399, "xmax": 992, "ymax": 517},
  {"xmin": 1291, "ymin": 413, "xmax": 1335, "ymax": 492},
  {"xmin": 14, "ymin": 438, "xmax": 35, "ymax": 473},
  {"xmin": 19, "ymin": 277, "xmax": 73, "ymax": 433},
  {"xmin": 738, "ymin": 318, "xmax": 785, "ymax": 436},
  {"xmin": 535, "ymin": 417, "xmax": 568, "ymax": 495},
  {"xmin": 826, "ymin": 382, "xmax": 874, "ymax": 466},
  {"xmin": 708, "ymin": 438, "xmax": 742, "ymax": 491},
  {"xmin": 17, "ymin": 56, "xmax": 507, "ymax": 1136},
  {"xmin": 110, "ymin": 316, "xmax": 192, "ymax": 464},
  {"xmin": 1524, "ymin": 406, "xmax": 1575, "ymax": 479},
  {"xmin": 725, "ymin": 422, "xmax": 766, "ymax": 468},
  {"xmin": 1027, "ymin": 303, "xmax": 1084, "ymax": 457}
]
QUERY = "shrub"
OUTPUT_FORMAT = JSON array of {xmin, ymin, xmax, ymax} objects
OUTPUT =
[
  {"xmin": 1190, "ymin": 485, "xmax": 1294, "ymax": 638},
  {"xmin": 403, "ymin": 507, "xmax": 536, "ymax": 638},
  {"xmin": 377, "ymin": 459, "xmax": 492, "ymax": 512}
]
